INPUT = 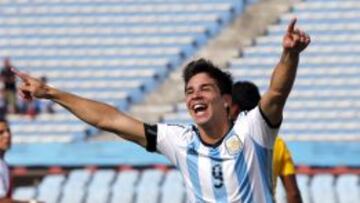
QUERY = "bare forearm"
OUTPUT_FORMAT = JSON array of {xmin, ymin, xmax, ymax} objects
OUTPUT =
[
  {"xmin": 287, "ymin": 192, "xmax": 302, "ymax": 203},
  {"xmin": 13, "ymin": 68, "xmax": 146, "ymax": 146},
  {"xmin": 282, "ymin": 175, "xmax": 303, "ymax": 203},
  {"xmin": 260, "ymin": 50, "xmax": 299, "ymax": 124},
  {"xmin": 46, "ymin": 87, "xmax": 145, "ymax": 143},
  {"xmin": 47, "ymin": 87, "xmax": 117, "ymax": 128},
  {"xmin": 269, "ymin": 50, "xmax": 299, "ymax": 105}
]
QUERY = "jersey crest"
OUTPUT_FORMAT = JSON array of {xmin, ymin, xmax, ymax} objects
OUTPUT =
[{"xmin": 225, "ymin": 134, "xmax": 243, "ymax": 155}]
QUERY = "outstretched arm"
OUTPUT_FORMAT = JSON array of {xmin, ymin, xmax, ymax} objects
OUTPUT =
[
  {"xmin": 13, "ymin": 69, "xmax": 147, "ymax": 147},
  {"xmin": 260, "ymin": 18, "xmax": 311, "ymax": 126}
]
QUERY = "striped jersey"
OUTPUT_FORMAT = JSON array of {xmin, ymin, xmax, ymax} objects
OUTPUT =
[
  {"xmin": 154, "ymin": 107, "xmax": 278, "ymax": 203},
  {"xmin": 0, "ymin": 159, "xmax": 11, "ymax": 198}
]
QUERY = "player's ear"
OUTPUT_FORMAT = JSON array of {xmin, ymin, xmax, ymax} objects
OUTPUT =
[{"xmin": 223, "ymin": 94, "xmax": 232, "ymax": 108}]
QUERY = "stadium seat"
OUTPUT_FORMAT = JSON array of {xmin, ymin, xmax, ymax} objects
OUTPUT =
[
  {"xmin": 85, "ymin": 169, "xmax": 116, "ymax": 203},
  {"xmin": 13, "ymin": 186, "xmax": 37, "ymax": 201},
  {"xmin": 336, "ymin": 174, "xmax": 359, "ymax": 203},
  {"xmin": 310, "ymin": 174, "xmax": 337, "ymax": 203},
  {"xmin": 135, "ymin": 169, "xmax": 164, "ymax": 203},
  {"xmin": 274, "ymin": 178, "xmax": 287, "ymax": 203},
  {"xmin": 160, "ymin": 170, "xmax": 185, "ymax": 203},
  {"xmin": 36, "ymin": 174, "xmax": 65, "ymax": 203},
  {"xmin": 60, "ymin": 169, "xmax": 92, "ymax": 203},
  {"xmin": 1, "ymin": 0, "xmax": 242, "ymax": 143},
  {"xmin": 110, "ymin": 170, "xmax": 140, "ymax": 203},
  {"xmin": 296, "ymin": 174, "xmax": 311, "ymax": 203}
]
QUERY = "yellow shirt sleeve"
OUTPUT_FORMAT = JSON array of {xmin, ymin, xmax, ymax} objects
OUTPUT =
[{"xmin": 273, "ymin": 137, "xmax": 296, "ymax": 182}]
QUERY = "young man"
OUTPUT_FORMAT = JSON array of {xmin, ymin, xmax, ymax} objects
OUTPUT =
[
  {"xmin": 14, "ymin": 18, "xmax": 310, "ymax": 202},
  {"xmin": 231, "ymin": 81, "xmax": 302, "ymax": 203},
  {"xmin": 0, "ymin": 118, "xmax": 12, "ymax": 200},
  {"xmin": 0, "ymin": 119, "xmax": 41, "ymax": 203}
]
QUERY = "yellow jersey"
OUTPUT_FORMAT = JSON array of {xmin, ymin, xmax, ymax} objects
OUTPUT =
[{"xmin": 272, "ymin": 137, "xmax": 296, "ymax": 189}]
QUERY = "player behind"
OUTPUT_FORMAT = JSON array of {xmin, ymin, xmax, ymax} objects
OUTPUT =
[
  {"xmin": 0, "ymin": 118, "xmax": 35, "ymax": 203},
  {"xmin": 0, "ymin": 118, "xmax": 12, "ymax": 200},
  {"xmin": 231, "ymin": 81, "xmax": 302, "ymax": 203},
  {"xmin": 13, "ymin": 18, "xmax": 310, "ymax": 202}
]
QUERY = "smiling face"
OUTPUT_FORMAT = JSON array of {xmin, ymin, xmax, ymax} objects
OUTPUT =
[
  {"xmin": 0, "ymin": 121, "xmax": 11, "ymax": 152},
  {"xmin": 185, "ymin": 73, "xmax": 230, "ymax": 127}
]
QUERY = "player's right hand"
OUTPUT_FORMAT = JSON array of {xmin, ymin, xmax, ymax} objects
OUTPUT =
[{"xmin": 12, "ymin": 68, "xmax": 50, "ymax": 101}]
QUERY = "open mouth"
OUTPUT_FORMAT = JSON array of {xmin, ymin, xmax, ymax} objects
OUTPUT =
[{"xmin": 193, "ymin": 104, "xmax": 207, "ymax": 114}]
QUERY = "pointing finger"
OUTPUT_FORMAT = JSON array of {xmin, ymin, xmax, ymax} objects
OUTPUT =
[
  {"xmin": 287, "ymin": 17, "xmax": 297, "ymax": 33},
  {"xmin": 11, "ymin": 67, "xmax": 30, "ymax": 83}
]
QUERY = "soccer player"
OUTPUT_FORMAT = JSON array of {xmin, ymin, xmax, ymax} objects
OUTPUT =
[
  {"xmin": 231, "ymin": 81, "xmax": 302, "ymax": 203},
  {"xmin": 13, "ymin": 18, "xmax": 310, "ymax": 202},
  {"xmin": 0, "ymin": 118, "xmax": 12, "ymax": 200},
  {"xmin": 0, "ymin": 119, "xmax": 35, "ymax": 203}
]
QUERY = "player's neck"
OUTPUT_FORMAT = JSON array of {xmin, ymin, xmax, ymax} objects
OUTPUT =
[
  {"xmin": 0, "ymin": 151, "xmax": 4, "ymax": 159},
  {"xmin": 198, "ymin": 119, "xmax": 231, "ymax": 146}
]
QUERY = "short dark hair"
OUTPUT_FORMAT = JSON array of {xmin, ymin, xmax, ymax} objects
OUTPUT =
[
  {"xmin": 0, "ymin": 117, "xmax": 8, "ymax": 124},
  {"xmin": 232, "ymin": 81, "xmax": 261, "ymax": 111},
  {"xmin": 182, "ymin": 58, "xmax": 233, "ymax": 95}
]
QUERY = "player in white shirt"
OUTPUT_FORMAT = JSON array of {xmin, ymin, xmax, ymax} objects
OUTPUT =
[
  {"xmin": 14, "ymin": 18, "xmax": 310, "ymax": 202},
  {"xmin": 0, "ymin": 118, "xmax": 11, "ymax": 200}
]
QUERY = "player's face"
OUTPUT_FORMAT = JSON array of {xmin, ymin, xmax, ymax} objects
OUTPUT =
[
  {"xmin": 185, "ymin": 73, "xmax": 228, "ymax": 126},
  {"xmin": 0, "ymin": 122, "xmax": 11, "ymax": 151}
]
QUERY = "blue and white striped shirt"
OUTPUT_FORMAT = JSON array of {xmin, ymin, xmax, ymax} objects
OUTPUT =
[{"xmin": 156, "ymin": 107, "xmax": 278, "ymax": 203}]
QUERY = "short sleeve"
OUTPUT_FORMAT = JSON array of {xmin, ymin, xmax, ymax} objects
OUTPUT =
[
  {"xmin": 0, "ymin": 170, "xmax": 8, "ymax": 198},
  {"xmin": 246, "ymin": 106, "xmax": 280, "ymax": 149},
  {"xmin": 156, "ymin": 123, "xmax": 190, "ymax": 165},
  {"xmin": 0, "ymin": 184, "xmax": 6, "ymax": 198},
  {"xmin": 280, "ymin": 142, "xmax": 296, "ymax": 176}
]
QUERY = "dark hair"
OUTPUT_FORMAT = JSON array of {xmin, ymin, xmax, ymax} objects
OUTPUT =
[
  {"xmin": 182, "ymin": 58, "xmax": 233, "ymax": 95},
  {"xmin": 0, "ymin": 117, "xmax": 8, "ymax": 124},
  {"xmin": 232, "ymin": 81, "xmax": 261, "ymax": 111}
]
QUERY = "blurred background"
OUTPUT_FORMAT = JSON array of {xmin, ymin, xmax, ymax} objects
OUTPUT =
[{"xmin": 0, "ymin": 0, "xmax": 359, "ymax": 202}]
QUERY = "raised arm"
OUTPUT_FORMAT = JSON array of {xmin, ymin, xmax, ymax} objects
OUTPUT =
[
  {"xmin": 260, "ymin": 18, "xmax": 311, "ymax": 126},
  {"xmin": 13, "ymin": 69, "xmax": 147, "ymax": 147}
]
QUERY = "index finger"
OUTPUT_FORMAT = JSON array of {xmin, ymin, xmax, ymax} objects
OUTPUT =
[
  {"xmin": 287, "ymin": 17, "xmax": 297, "ymax": 33},
  {"xmin": 11, "ymin": 67, "xmax": 30, "ymax": 82}
]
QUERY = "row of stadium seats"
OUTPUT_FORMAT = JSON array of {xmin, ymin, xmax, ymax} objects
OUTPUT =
[
  {"xmin": 13, "ymin": 168, "xmax": 360, "ymax": 203},
  {"xmin": 0, "ymin": 0, "xmax": 245, "ymax": 143},
  {"xmin": 277, "ymin": 174, "xmax": 359, "ymax": 203},
  {"xmin": 160, "ymin": 0, "xmax": 360, "ymax": 141},
  {"xmin": 229, "ymin": 0, "xmax": 360, "ymax": 140},
  {"xmin": 14, "ymin": 169, "xmax": 185, "ymax": 203}
]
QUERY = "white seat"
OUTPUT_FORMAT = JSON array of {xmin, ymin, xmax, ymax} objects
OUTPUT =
[
  {"xmin": 110, "ymin": 170, "xmax": 140, "ymax": 203},
  {"xmin": 13, "ymin": 186, "xmax": 37, "ymax": 201},
  {"xmin": 336, "ymin": 174, "xmax": 359, "ymax": 203},
  {"xmin": 310, "ymin": 174, "xmax": 337, "ymax": 203},
  {"xmin": 296, "ymin": 175, "xmax": 311, "ymax": 203},
  {"xmin": 37, "ymin": 174, "xmax": 65, "ymax": 203}
]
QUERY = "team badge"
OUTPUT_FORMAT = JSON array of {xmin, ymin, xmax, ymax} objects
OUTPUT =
[{"xmin": 225, "ymin": 135, "xmax": 242, "ymax": 155}]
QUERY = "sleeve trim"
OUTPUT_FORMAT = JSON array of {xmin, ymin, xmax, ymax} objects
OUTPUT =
[
  {"xmin": 258, "ymin": 106, "xmax": 282, "ymax": 129},
  {"xmin": 144, "ymin": 123, "xmax": 157, "ymax": 152}
]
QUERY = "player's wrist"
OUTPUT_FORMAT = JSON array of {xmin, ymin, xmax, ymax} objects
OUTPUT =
[
  {"xmin": 44, "ymin": 85, "xmax": 60, "ymax": 100},
  {"xmin": 280, "ymin": 49, "xmax": 299, "ymax": 64}
]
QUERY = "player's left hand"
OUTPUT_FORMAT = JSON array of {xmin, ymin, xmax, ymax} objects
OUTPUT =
[{"xmin": 283, "ymin": 18, "xmax": 311, "ymax": 53}]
